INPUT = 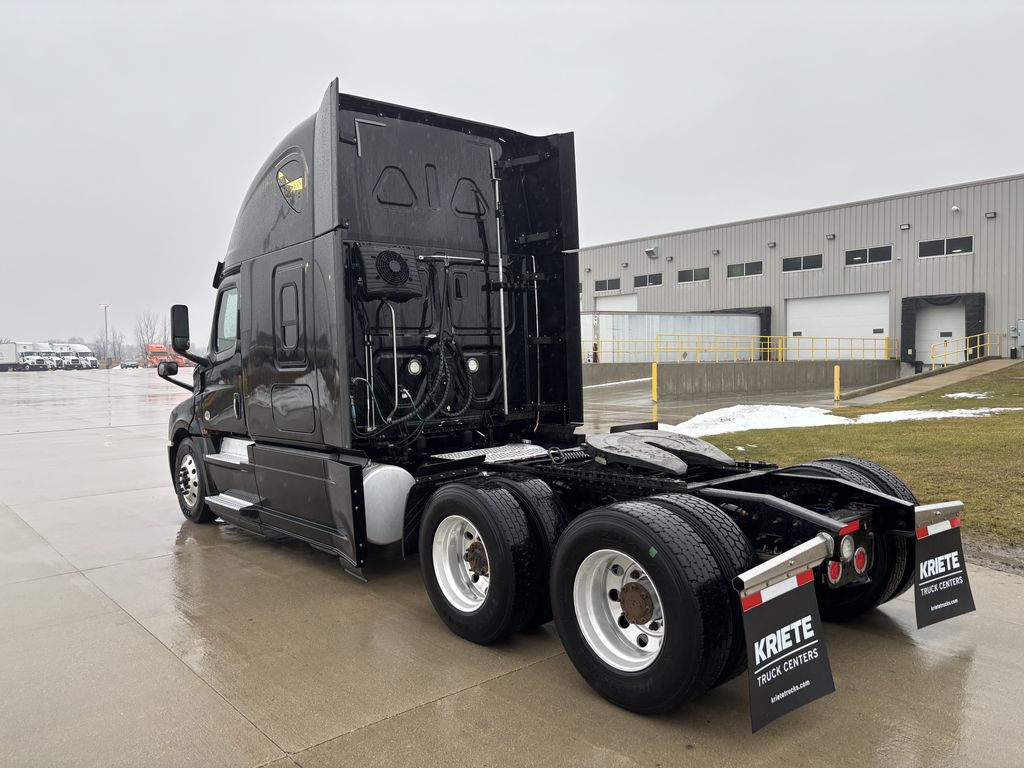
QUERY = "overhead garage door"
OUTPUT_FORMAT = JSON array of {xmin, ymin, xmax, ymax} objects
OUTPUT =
[
  {"xmin": 594, "ymin": 293, "xmax": 639, "ymax": 312},
  {"xmin": 916, "ymin": 301, "xmax": 966, "ymax": 366},
  {"xmin": 785, "ymin": 292, "xmax": 890, "ymax": 360}
]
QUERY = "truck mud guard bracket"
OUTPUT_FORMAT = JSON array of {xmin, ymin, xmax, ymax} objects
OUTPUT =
[{"xmin": 734, "ymin": 532, "xmax": 834, "ymax": 599}]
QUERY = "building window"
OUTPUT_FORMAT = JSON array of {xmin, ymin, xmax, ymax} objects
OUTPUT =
[
  {"xmin": 782, "ymin": 254, "xmax": 823, "ymax": 272},
  {"xmin": 920, "ymin": 236, "xmax": 973, "ymax": 258},
  {"xmin": 633, "ymin": 272, "xmax": 663, "ymax": 288},
  {"xmin": 678, "ymin": 267, "xmax": 711, "ymax": 283},
  {"xmin": 845, "ymin": 245, "xmax": 892, "ymax": 266},
  {"xmin": 595, "ymin": 278, "xmax": 621, "ymax": 292},
  {"xmin": 727, "ymin": 260, "xmax": 762, "ymax": 278}
]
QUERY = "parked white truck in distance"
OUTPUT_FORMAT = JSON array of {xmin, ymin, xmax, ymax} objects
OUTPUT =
[
  {"xmin": 0, "ymin": 342, "xmax": 17, "ymax": 371},
  {"xmin": 70, "ymin": 343, "xmax": 99, "ymax": 369}
]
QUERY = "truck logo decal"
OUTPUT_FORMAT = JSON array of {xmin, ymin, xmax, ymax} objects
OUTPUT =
[{"xmin": 277, "ymin": 159, "xmax": 305, "ymax": 213}]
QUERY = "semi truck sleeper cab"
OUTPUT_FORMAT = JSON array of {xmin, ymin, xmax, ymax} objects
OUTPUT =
[{"xmin": 160, "ymin": 78, "xmax": 968, "ymax": 718}]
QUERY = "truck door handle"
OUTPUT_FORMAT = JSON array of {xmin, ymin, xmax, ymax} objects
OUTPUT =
[{"xmin": 233, "ymin": 393, "xmax": 242, "ymax": 420}]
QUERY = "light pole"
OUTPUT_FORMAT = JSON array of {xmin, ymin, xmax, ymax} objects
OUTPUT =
[{"xmin": 99, "ymin": 303, "xmax": 111, "ymax": 368}]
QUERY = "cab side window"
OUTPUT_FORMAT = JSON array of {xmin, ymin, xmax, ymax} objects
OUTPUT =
[{"xmin": 214, "ymin": 287, "xmax": 239, "ymax": 353}]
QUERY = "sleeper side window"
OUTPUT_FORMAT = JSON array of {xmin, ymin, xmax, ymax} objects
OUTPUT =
[{"xmin": 214, "ymin": 287, "xmax": 238, "ymax": 353}]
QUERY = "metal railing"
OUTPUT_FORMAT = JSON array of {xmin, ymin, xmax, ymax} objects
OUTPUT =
[
  {"xmin": 929, "ymin": 332, "xmax": 1001, "ymax": 370},
  {"xmin": 581, "ymin": 334, "xmax": 898, "ymax": 364}
]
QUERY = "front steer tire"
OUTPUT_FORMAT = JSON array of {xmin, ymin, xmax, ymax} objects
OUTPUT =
[
  {"xmin": 550, "ymin": 501, "xmax": 731, "ymax": 714},
  {"xmin": 419, "ymin": 482, "xmax": 543, "ymax": 645},
  {"xmin": 174, "ymin": 438, "xmax": 217, "ymax": 524}
]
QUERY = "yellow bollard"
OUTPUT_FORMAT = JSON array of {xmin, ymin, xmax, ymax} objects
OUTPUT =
[
  {"xmin": 834, "ymin": 364, "xmax": 841, "ymax": 403},
  {"xmin": 652, "ymin": 361, "xmax": 658, "ymax": 403}
]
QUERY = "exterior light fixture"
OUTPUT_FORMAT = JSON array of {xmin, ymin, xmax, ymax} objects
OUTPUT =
[
  {"xmin": 985, "ymin": 211, "xmax": 997, "ymax": 219},
  {"xmin": 621, "ymin": 262, "xmax": 629, "ymax": 268},
  {"xmin": 899, "ymin": 223, "xmax": 911, "ymax": 231},
  {"xmin": 767, "ymin": 242, "xmax": 776, "ymax": 248},
  {"xmin": 825, "ymin": 233, "xmax": 836, "ymax": 241},
  {"xmin": 712, "ymin": 249, "xmax": 720, "ymax": 256},
  {"xmin": 584, "ymin": 267, "xmax": 591, "ymax": 273},
  {"xmin": 644, "ymin": 247, "xmax": 658, "ymax": 259},
  {"xmin": 665, "ymin": 256, "xmax": 674, "ymax": 262}
]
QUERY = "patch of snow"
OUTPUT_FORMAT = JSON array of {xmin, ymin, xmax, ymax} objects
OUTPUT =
[
  {"xmin": 734, "ymin": 446, "xmax": 746, "ymax": 451},
  {"xmin": 671, "ymin": 404, "xmax": 1024, "ymax": 437},
  {"xmin": 583, "ymin": 377, "xmax": 652, "ymax": 389},
  {"xmin": 942, "ymin": 392, "xmax": 991, "ymax": 399},
  {"xmin": 667, "ymin": 405, "xmax": 850, "ymax": 437},
  {"xmin": 856, "ymin": 407, "xmax": 1021, "ymax": 424}
]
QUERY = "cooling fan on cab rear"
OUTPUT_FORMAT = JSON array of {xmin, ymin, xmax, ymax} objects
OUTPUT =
[
  {"xmin": 354, "ymin": 243, "xmax": 424, "ymax": 302},
  {"xmin": 376, "ymin": 250, "xmax": 410, "ymax": 286}
]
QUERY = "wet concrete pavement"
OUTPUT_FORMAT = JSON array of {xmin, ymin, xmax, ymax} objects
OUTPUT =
[{"xmin": 1, "ymin": 370, "xmax": 1022, "ymax": 767}]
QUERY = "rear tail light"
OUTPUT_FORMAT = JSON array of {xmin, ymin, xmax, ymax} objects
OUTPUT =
[
  {"xmin": 853, "ymin": 547, "xmax": 868, "ymax": 574},
  {"xmin": 826, "ymin": 560, "xmax": 843, "ymax": 585}
]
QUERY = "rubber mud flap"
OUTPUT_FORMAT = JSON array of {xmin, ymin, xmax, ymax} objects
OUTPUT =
[
  {"xmin": 914, "ymin": 519, "xmax": 976, "ymax": 629},
  {"xmin": 741, "ymin": 569, "xmax": 835, "ymax": 732}
]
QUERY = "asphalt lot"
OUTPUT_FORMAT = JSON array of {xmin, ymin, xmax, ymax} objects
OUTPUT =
[{"xmin": 1, "ymin": 370, "xmax": 1022, "ymax": 767}]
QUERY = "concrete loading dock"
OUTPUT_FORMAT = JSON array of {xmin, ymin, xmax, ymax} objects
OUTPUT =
[{"xmin": 1, "ymin": 370, "xmax": 1022, "ymax": 767}]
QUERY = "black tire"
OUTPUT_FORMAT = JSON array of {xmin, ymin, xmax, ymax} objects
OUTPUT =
[
  {"xmin": 550, "ymin": 500, "xmax": 731, "ymax": 714},
  {"xmin": 787, "ymin": 459, "xmax": 906, "ymax": 621},
  {"xmin": 648, "ymin": 494, "xmax": 756, "ymax": 686},
  {"xmin": 419, "ymin": 482, "xmax": 543, "ymax": 645},
  {"xmin": 174, "ymin": 438, "xmax": 217, "ymax": 523},
  {"xmin": 822, "ymin": 456, "xmax": 919, "ymax": 600},
  {"xmin": 480, "ymin": 474, "xmax": 570, "ymax": 628}
]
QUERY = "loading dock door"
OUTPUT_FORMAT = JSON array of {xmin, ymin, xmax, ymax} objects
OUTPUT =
[
  {"xmin": 594, "ymin": 293, "xmax": 639, "ymax": 313},
  {"xmin": 785, "ymin": 292, "xmax": 889, "ymax": 359},
  {"xmin": 916, "ymin": 301, "xmax": 966, "ymax": 366}
]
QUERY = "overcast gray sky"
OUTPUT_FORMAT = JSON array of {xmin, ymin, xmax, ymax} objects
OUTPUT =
[{"xmin": 3, "ymin": 0, "xmax": 1023, "ymax": 345}]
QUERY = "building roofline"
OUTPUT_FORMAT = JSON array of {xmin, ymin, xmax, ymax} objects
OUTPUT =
[{"xmin": 576, "ymin": 171, "xmax": 1024, "ymax": 253}]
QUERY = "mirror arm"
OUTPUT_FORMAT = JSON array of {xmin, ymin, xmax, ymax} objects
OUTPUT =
[
  {"xmin": 180, "ymin": 350, "xmax": 210, "ymax": 368},
  {"xmin": 159, "ymin": 369, "xmax": 194, "ymax": 392}
]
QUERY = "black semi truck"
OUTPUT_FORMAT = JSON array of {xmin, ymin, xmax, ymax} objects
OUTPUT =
[{"xmin": 160, "ymin": 80, "xmax": 968, "ymax": 719}]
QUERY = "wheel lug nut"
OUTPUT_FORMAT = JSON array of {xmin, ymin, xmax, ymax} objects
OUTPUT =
[
  {"xmin": 630, "ymin": 570, "xmax": 640, "ymax": 580},
  {"xmin": 649, "ymin": 621, "xmax": 659, "ymax": 631}
]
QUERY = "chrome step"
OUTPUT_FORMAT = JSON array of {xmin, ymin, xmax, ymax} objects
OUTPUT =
[
  {"xmin": 205, "ymin": 438, "xmax": 254, "ymax": 468},
  {"xmin": 206, "ymin": 492, "xmax": 260, "ymax": 517}
]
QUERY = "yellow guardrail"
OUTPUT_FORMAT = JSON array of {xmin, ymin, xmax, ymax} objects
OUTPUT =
[
  {"xmin": 929, "ymin": 332, "xmax": 1001, "ymax": 370},
  {"xmin": 582, "ymin": 335, "xmax": 897, "ymax": 364}
]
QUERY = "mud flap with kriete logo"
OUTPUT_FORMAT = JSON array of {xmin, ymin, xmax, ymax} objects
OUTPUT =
[
  {"xmin": 735, "ymin": 534, "xmax": 836, "ymax": 732},
  {"xmin": 914, "ymin": 502, "xmax": 976, "ymax": 629}
]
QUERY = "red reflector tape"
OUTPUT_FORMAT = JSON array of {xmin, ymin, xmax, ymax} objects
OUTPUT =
[
  {"xmin": 741, "ymin": 592, "xmax": 763, "ymax": 612},
  {"xmin": 917, "ymin": 516, "xmax": 962, "ymax": 540},
  {"xmin": 837, "ymin": 520, "xmax": 860, "ymax": 536},
  {"xmin": 742, "ymin": 568, "xmax": 814, "ymax": 612}
]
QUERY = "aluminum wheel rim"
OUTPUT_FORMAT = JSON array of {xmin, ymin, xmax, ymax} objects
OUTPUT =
[
  {"xmin": 573, "ymin": 549, "xmax": 665, "ymax": 672},
  {"xmin": 179, "ymin": 454, "xmax": 199, "ymax": 509},
  {"xmin": 432, "ymin": 515, "xmax": 489, "ymax": 613}
]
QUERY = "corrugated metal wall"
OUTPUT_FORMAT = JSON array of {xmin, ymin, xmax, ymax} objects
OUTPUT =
[{"xmin": 579, "ymin": 175, "xmax": 1024, "ymax": 353}]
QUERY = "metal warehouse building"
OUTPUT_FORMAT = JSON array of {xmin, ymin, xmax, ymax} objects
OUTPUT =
[{"xmin": 578, "ymin": 173, "xmax": 1024, "ymax": 366}]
